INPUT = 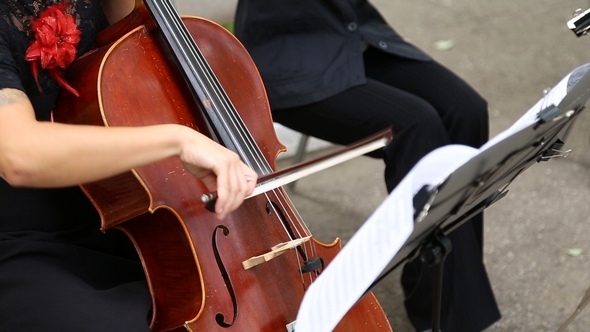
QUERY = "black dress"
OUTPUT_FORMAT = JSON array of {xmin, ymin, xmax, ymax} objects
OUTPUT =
[{"xmin": 0, "ymin": 1, "xmax": 151, "ymax": 331}]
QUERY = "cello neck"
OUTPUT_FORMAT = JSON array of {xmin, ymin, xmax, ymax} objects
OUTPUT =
[{"xmin": 142, "ymin": 0, "xmax": 272, "ymax": 175}]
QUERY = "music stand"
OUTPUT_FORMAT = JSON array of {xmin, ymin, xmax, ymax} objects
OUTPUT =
[{"xmin": 371, "ymin": 64, "xmax": 590, "ymax": 332}]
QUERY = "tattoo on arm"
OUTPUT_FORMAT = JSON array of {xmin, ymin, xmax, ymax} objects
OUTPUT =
[{"xmin": 0, "ymin": 89, "xmax": 27, "ymax": 108}]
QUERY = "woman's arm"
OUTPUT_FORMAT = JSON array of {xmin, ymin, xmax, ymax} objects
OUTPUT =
[{"xmin": 0, "ymin": 88, "xmax": 256, "ymax": 219}]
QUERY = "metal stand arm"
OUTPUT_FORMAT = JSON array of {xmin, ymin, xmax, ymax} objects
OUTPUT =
[{"xmin": 419, "ymin": 231, "xmax": 453, "ymax": 332}]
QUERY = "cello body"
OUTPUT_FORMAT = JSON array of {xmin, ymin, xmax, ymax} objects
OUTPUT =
[{"xmin": 53, "ymin": 3, "xmax": 392, "ymax": 331}]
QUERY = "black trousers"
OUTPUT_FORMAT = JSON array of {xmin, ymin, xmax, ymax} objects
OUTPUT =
[{"xmin": 273, "ymin": 47, "xmax": 501, "ymax": 331}]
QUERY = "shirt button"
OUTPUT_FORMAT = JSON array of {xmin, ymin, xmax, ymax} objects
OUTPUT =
[
  {"xmin": 378, "ymin": 41, "xmax": 388, "ymax": 49},
  {"xmin": 347, "ymin": 22, "xmax": 358, "ymax": 32}
]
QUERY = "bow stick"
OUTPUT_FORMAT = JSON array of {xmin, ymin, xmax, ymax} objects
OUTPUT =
[{"xmin": 201, "ymin": 128, "xmax": 393, "ymax": 205}]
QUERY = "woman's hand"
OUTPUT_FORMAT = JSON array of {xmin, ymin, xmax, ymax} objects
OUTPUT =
[
  {"xmin": 178, "ymin": 128, "xmax": 258, "ymax": 220},
  {"xmin": 0, "ymin": 88, "xmax": 256, "ymax": 219}
]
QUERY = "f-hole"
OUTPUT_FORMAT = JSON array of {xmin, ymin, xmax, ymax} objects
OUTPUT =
[{"xmin": 212, "ymin": 225, "xmax": 238, "ymax": 327}]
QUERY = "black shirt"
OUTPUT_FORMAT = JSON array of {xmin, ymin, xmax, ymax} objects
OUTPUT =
[{"xmin": 234, "ymin": 0, "xmax": 431, "ymax": 109}]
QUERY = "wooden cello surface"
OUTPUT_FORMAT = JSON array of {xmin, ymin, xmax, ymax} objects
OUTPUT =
[{"xmin": 53, "ymin": 2, "xmax": 393, "ymax": 331}]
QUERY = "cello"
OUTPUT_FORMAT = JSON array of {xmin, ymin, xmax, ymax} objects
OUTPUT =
[{"xmin": 53, "ymin": 0, "xmax": 393, "ymax": 330}]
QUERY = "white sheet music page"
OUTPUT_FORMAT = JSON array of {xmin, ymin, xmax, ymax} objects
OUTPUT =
[
  {"xmin": 293, "ymin": 64, "xmax": 590, "ymax": 332},
  {"xmin": 294, "ymin": 144, "xmax": 478, "ymax": 332}
]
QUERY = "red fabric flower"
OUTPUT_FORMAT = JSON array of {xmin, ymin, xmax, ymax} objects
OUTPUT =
[{"xmin": 25, "ymin": 3, "xmax": 81, "ymax": 96}]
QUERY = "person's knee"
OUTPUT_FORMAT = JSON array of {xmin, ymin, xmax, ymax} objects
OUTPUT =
[
  {"xmin": 465, "ymin": 96, "xmax": 489, "ymax": 128},
  {"xmin": 411, "ymin": 110, "xmax": 451, "ymax": 143},
  {"xmin": 447, "ymin": 94, "xmax": 487, "ymax": 123},
  {"xmin": 442, "ymin": 95, "xmax": 489, "ymax": 146}
]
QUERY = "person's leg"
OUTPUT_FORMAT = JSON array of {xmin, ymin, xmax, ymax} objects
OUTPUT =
[
  {"xmin": 364, "ymin": 50, "xmax": 500, "ymax": 331},
  {"xmin": 364, "ymin": 47, "xmax": 489, "ymax": 151},
  {"xmin": 0, "ymin": 244, "xmax": 152, "ymax": 332},
  {"xmin": 400, "ymin": 213, "xmax": 501, "ymax": 332},
  {"xmin": 272, "ymin": 79, "xmax": 465, "ymax": 329},
  {"xmin": 272, "ymin": 78, "xmax": 452, "ymax": 192}
]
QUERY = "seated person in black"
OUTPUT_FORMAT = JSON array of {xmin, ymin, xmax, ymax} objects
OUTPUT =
[{"xmin": 234, "ymin": 1, "xmax": 502, "ymax": 331}]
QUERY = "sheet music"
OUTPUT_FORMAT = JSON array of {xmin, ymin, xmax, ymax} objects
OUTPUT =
[
  {"xmin": 295, "ymin": 63, "xmax": 590, "ymax": 332},
  {"xmin": 294, "ymin": 145, "xmax": 478, "ymax": 332}
]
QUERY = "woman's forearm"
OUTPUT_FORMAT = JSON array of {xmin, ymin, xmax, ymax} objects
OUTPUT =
[{"xmin": 0, "ymin": 90, "xmax": 208, "ymax": 188}]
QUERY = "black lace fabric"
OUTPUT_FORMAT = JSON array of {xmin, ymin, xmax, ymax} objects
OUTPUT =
[
  {"xmin": 0, "ymin": 0, "xmax": 108, "ymax": 97},
  {"xmin": 6, "ymin": 0, "xmax": 65, "ymax": 35}
]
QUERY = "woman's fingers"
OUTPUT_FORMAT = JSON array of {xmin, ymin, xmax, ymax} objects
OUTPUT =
[
  {"xmin": 178, "ymin": 130, "xmax": 258, "ymax": 220},
  {"xmin": 212, "ymin": 160, "xmax": 257, "ymax": 219}
]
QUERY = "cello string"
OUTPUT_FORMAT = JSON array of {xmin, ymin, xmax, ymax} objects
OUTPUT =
[
  {"xmin": 268, "ymin": 189, "xmax": 318, "ymax": 285},
  {"xmin": 171, "ymin": 14, "xmax": 319, "ymax": 266},
  {"xmin": 262, "ymin": 191, "xmax": 310, "ymax": 285},
  {"xmin": 159, "ymin": 0, "xmax": 317, "ymax": 279},
  {"xmin": 156, "ymin": 0, "xmax": 267, "ymax": 174},
  {"xmin": 161, "ymin": 0, "xmax": 315, "ymax": 229}
]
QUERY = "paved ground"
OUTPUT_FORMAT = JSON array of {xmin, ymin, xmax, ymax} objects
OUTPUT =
[{"xmin": 177, "ymin": 1, "xmax": 590, "ymax": 331}]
